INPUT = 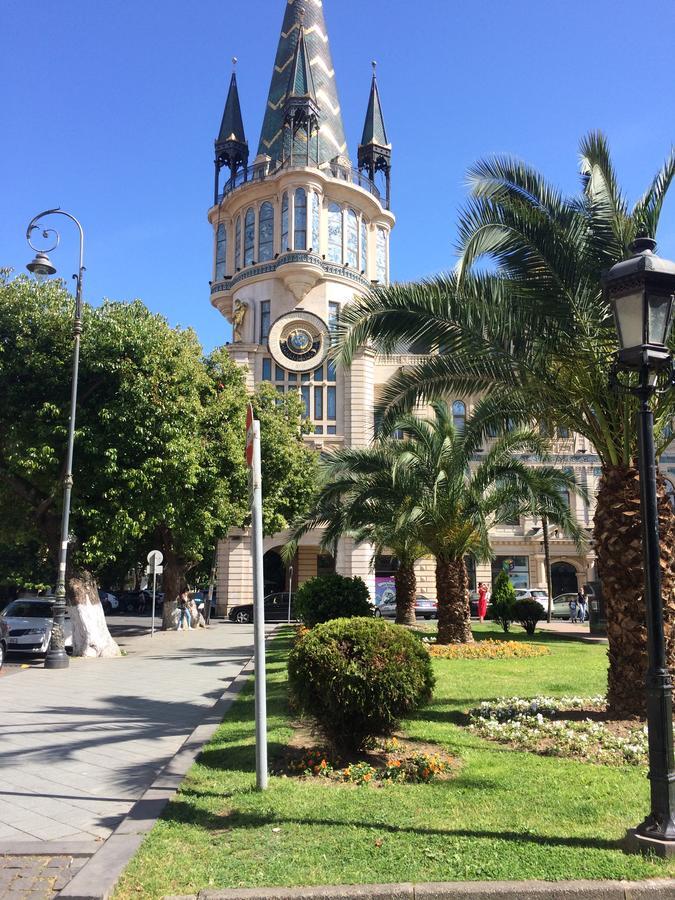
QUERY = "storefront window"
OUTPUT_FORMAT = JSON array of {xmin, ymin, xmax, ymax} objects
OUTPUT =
[{"xmin": 491, "ymin": 556, "xmax": 529, "ymax": 589}]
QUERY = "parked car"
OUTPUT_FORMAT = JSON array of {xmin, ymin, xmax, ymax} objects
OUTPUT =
[
  {"xmin": 514, "ymin": 588, "xmax": 550, "ymax": 611},
  {"xmin": 374, "ymin": 595, "xmax": 438, "ymax": 620},
  {"xmin": 551, "ymin": 592, "xmax": 588, "ymax": 620},
  {"xmin": 0, "ymin": 617, "xmax": 7, "ymax": 668},
  {"xmin": 118, "ymin": 590, "xmax": 152, "ymax": 614},
  {"xmin": 99, "ymin": 591, "xmax": 119, "ymax": 615},
  {"xmin": 228, "ymin": 591, "xmax": 293, "ymax": 624},
  {"xmin": 0, "ymin": 598, "xmax": 73, "ymax": 655}
]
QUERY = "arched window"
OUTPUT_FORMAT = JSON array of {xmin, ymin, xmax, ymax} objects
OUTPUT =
[
  {"xmin": 215, "ymin": 224, "xmax": 227, "ymax": 280},
  {"xmin": 311, "ymin": 192, "xmax": 320, "ymax": 251},
  {"xmin": 376, "ymin": 226, "xmax": 387, "ymax": 283},
  {"xmin": 360, "ymin": 219, "xmax": 368, "ymax": 272},
  {"xmin": 258, "ymin": 202, "xmax": 274, "ymax": 262},
  {"xmin": 281, "ymin": 193, "xmax": 289, "ymax": 251},
  {"xmin": 328, "ymin": 203, "xmax": 342, "ymax": 263},
  {"xmin": 234, "ymin": 217, "xmax": 241, "ymax": 269},
  {"xmin": 294, "ymin": 188, "xmax": 307, "ymax": 250},
  {"xmin": 452, "ymin": 400, "xmax": 466, "ymax": 432},
  {"xmin": 244, "ymin": 207, "xmax": 255, "ymax": 266},
  {"xmin": 346, "ymin": 209, "xmax": 358, "ymax": 268}
]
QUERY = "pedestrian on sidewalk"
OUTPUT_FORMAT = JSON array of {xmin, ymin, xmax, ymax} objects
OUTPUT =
[
  {"xmin": 177, "ymin": 590, "xmax": 192, "ymax": 631},
  {"xmin": 576, "ymin": 587, "xmax": 587, "ymax": 624},
  {"xmin": 477, "ymin": 582, "xmax": 489, "ymax": 622}
]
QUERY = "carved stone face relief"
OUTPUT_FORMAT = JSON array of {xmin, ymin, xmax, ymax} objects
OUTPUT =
[{"xmin": 267, "ymin": 311, "xmax": 330, "ymax": 372}]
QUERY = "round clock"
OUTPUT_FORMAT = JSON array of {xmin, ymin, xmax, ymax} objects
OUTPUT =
[{"xmin": 267, "ymin": 311, "xmax": 330, "ymax": 373}]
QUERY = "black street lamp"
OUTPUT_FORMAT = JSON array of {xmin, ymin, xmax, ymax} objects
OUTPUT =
[
  {"xmin": 25, "ymin": 209, "xmax": 85, "ymax": 670},
  {"xmin": 604, "ymin": 235, "xmax": 675, "ymax": 855}
]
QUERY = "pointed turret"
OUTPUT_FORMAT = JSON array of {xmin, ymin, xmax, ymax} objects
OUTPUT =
[
  {"xmin": 258, "ymin": 0, "xmax": 348, "ymax": 167},
  {"xmin": 214, "ymin": 59, "xmax": 249, "ymax": 203},
  {"xmin": 358, "ymin": 62, "xmax": 392, "ymax": 208}
]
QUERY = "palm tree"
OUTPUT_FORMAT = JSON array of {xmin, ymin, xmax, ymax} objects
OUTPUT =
[
  {"xmin": 337, "ymin": 132, "xmax": 675, "ymax": 714},
  {"xmin": 286, "ymin": 443, "xmax": 425, "ymax": 626}
]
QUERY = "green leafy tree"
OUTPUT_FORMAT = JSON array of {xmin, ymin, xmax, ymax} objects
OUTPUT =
[
  {"xmin": 337, "ymin": 133, "xmax": 675, "ymax": 715},
  {"xmin": 491, "ymin": 571, "xmax": 517, "ymax": 633}
]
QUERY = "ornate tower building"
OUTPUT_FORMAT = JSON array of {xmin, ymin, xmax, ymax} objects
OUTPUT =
[{"xmin": 209, "ymin": 0, "xmax": 394, "ymax": 610}]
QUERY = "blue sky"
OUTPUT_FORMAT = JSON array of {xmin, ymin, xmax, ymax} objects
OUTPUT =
[{"xmin": 3, "ymin": 0, "xmax": 675, "ymax": 352}]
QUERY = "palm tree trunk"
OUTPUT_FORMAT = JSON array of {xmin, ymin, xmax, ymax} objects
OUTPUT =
[
  {"xmin": 594, "ymin": 465, "xmax": 675, "ymax": 717},
  {"xmin": 394, "ymin": 562, "xmax": 417, "ymax": 626},
  {"xmin": 436, "ymin": 556, "xmax": 473, "ymax": 644},
  {"xmin": 542, "ymin": 514, "xmax": 553, "ymax": 623}
]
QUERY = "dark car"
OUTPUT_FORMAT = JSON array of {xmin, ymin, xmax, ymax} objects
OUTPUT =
[
  {"xmin": 228, "ymin": 591, "xmax": 294, "ymax": 624},
  {"xmin": 118, "ymin": 590, "xmax": 152, "ymax": 614},
  {"xmin": 0, "ymin": 617, "xmax": 7, "ymax": 669}
]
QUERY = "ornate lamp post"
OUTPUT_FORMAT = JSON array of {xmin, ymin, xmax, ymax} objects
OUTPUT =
[
  {"xmin": 25, "ymin": 209, "xmax": 85, "ymax": 670},
  {"xmin": 604, "ymin": 236, "xmax": 675, "ymax": 855}
]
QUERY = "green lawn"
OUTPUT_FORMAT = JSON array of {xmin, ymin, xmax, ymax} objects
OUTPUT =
[{"xmin": 115, "ymin": 626, "xmax": 675, "ymax": 898}]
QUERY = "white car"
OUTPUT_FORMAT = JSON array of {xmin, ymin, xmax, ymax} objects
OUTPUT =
[
  {"xmin": 514, "ymin": 588, "xmax": 550, "ymax": 612},
  {"xmin": 0, "ymin": 598, "xmax": 73, "ymax": 655},
  {"xmin": 98, "ymin": 591, "xmax": 119, "ymax": 614}
]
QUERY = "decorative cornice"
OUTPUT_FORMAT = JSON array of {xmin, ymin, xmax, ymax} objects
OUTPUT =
[{"xmin": 210, "ymin": 250, "xmax": 372, "ymax": 294}]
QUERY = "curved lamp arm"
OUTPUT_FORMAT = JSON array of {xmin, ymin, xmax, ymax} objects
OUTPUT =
[{"xmin": 26, "ymin": 208, "xmax": 85, "ymax": 314}]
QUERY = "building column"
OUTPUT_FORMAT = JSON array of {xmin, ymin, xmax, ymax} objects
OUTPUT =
[
  {"xmin": 344, "ymin": 347, "xmax": 375, "ymax": 447},
  {"xmin": 336, "ymin": 536, "xmax": 376, "ymax": 602},
  {"xmin": 216, "ymin": 531, "xmax": 253, "ymax": 616}
]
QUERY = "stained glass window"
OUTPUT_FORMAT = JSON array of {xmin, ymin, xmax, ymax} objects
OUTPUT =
[
  {"xmin": 294, "ymin": 188, "xmax": 307, "ymax": 250},
  {"xmin": 244, "ymin": 207, "xmax": 255, "ymax": 266},
  {"xmin": 215, "ymin": 224, "xmax": 227, "ymax": 280},
  {"xmin": 262, "ymin": 358, "xmax": 271, "ymax": 381},
  {"xmin": 235, "ymin": 217, "xmax": 241, "ymax": 269},
  {"xmin": 281, "ymin": 193, "xmax": 289, "ymax": 251},
  {"xmin": 360, "ymin": 219, "xmax": 368, "ymax": 273},
  {"xmin": 346, "ymin": 209, "xmax": 358, "ymax": 268},
  {"xmin": 452, "ymin": 400, "xmax": 466, "ymax": 432},
  {"xmin": 311, "ymin": 192, "xmax": 320, "ymax": 251},
  {"xmin": 376, "ymin": 226, "xmax": 387, "ymax": 283},
  {"xmin": 328, "ymin": 203, "xmax": 342, "ymax": 263},
  {"xmin": 258, "ymin": 202, "xmax": 274, "ymax": 262}
]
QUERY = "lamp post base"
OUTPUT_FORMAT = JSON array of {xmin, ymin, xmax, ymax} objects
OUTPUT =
[
  {"xmin": 625, "ymin": 828, "xmax": 675, "ymax": 859},
  {"xmin": 44, "ymin": 648, "xmax": 70, "ymax": 670}
]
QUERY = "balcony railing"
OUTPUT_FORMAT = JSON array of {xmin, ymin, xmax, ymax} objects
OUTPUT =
[{"xmin": 217, "ymin": 159, "xmax": 386, "ymax": 208}]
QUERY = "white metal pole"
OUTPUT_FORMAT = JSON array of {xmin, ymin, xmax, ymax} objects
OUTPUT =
[
  {"xmin": 151, "ymin": 560, "xmax": 157, "ymax": 637},
  {"xmin": 251, "ymin": 419, "xmax": 268, "ymax": 790}
]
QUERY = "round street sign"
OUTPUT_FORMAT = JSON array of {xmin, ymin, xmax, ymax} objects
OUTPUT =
[
  {"xmin": 147, "ymin": 550, "xmax": 164, "ymax": 567},
  {"xmin": 246, "ymin": 403, "xmax": 255, "ymax": 467}
]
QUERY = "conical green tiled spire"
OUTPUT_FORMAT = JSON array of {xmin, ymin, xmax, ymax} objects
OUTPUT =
[
  {"xmin": 258, "ymin": 0, "xmax": 348, "ymax": 165},
  {"xmin": 217, "ymin": 71, "xmax": 246, "ymax": 147},
  {"xmin": 360, "ymin": 65, "xmax": 389, "ymax": 148}
]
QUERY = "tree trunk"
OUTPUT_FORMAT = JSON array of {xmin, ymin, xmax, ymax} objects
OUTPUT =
[
  {"xmin": 394, "ymin": 562, "xmax": 417, "ymax": 626},
  {"xmin": 68, "ymin": 570, "xmax": 121, "ymax": 658},
  {"xmin": 594, "ymin": 465, "xmax": 675, "ymax": 717},
  {"xmin": 161, "ymin": 546, "xmax": 185, "ymax": 630},
  {"xmin": 436, "ymin": 556, "xmax": 473, "ymax": 644},
  {"xmin": 542, "ymin": 514, "xmax": 553, "ymax": 623}
]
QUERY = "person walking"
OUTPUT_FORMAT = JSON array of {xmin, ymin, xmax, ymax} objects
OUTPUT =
[
  {"xmin": 477, "ymin": 582, "xmax": 489, "ymax": 622},
  {"xmin": 176, "ymin": 590, "xmax": 192, "ymax": 631},
  {"xmin": 576, "ymin": 587, "xmax": 587, "ymax": 624}
]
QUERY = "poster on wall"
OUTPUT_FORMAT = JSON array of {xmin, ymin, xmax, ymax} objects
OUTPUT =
[{"xmin": 375, "ymin": 576, "xmax": 396, "ymax": 607}]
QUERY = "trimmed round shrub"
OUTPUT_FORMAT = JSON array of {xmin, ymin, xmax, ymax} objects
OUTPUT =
[
  {"xmin": 513, "ymin": 598, "xmax": 545, "ymax": 635},
  {"xmin": 293, "ymin": 574, "xmax": 372, "ymax": 628},
  {"xmin": 288, "ymin": 617, "xmax": 435, "ymax": 752}
]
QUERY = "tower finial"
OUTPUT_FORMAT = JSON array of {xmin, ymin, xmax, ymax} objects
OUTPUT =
[
  {"xmin": 372, "ymin": 60, "xmax": 377, "ymax": 74},
  {"xmin": 232, "ymin": 56, "xmax": 238, "ymax": 70}
]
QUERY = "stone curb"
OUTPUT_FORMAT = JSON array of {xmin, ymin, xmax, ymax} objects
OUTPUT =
[
  {"xmin": 58, "ymin": 644, "xmax": 260, "ymax": 900},
  {"xmin": 0, "ymin": 841, "xmax": 99, "ymax": 857},
  {"xmin": 166, "ymin": 879, "xmax": 675, "ymax": 900}
]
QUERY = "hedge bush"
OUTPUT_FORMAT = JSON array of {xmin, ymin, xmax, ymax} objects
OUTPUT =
[
  {"xmin": 293, "ymin": 574, "xmax": 372, "ymax": 628},
  {"xmin": 288, "ymin": 617, "xmax": 435, "ymax": 752},
  {"xmin": 513, "ymin": 598, "xmax": 545, "ymax": 635}
]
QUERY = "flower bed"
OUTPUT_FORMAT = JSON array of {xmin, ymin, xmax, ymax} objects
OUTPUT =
[
  {"xmin": 469, "ymin": 696, "xmax": 648, "ymax": 765},
  {"xmin": 427, "ymin": 639, "xmax": 550, "ymax": 660},
  {"xmin": 276, "ymin": 737, "xmax": 455, "ymax": 785}
]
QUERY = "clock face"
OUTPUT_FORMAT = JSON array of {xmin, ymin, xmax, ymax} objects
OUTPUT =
[{"xmin": 268, "ymin": 311, "xmax": 330, "ymax": 372}]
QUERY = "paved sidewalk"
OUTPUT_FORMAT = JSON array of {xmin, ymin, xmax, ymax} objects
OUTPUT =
[{"xmin": 0, "ymin": 622, "xmax": 257, "ymax": 847}]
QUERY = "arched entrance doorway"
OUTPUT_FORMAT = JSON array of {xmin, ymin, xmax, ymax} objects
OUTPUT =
[
  {"xmin": 551, "ymin": 562, "xmax": 578, "ymax": 597},
  {"xmin": 263, "ymin": 549, "xmax": 286, "ymax": 596}
]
